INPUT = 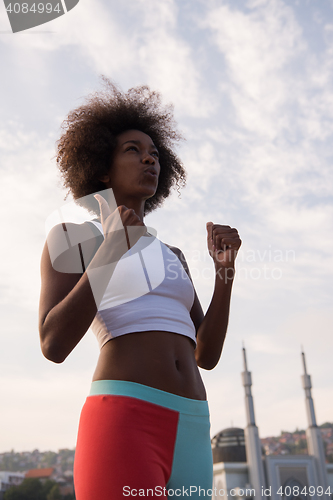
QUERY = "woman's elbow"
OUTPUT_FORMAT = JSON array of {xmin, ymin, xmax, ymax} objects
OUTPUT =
[
  {"xmin": 197, "ymin": 361, "xmax": 218, "ymax": 371},
  {"xmin": 195, "ymin": 352, "xmax": 219, "ymax": 370},
  {"xmin": 41, "ymin": 343, "xmax": 66, "ymax": 364},
  {"xmin": 39, "ymin": 330, "xmax": 68, "ymax": 364}
]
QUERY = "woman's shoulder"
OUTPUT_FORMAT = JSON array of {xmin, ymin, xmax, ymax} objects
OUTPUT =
[
  {"xmin": 46, "ymin": 220, "xmax": 103, "ymax": 274},
  {"xmin": 162, "ymin": 243, "xmax": 190, "ymax": 274},
  {"xmin": 48, "ymin": 219, "xmax": 101, "ymax": 239},
  {"xmin": 163, "ymin": 243, "xmax": 185, "ymax": 261},
  {"xmin": 47, "ymin": 220, "xmax": 104, "ymax": 251}
]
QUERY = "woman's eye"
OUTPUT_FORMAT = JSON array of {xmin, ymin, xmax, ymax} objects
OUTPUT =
[
  {"xmin": 152, "ymin": 151, "xmax": 159, "ymax": 158},
  {"xmin": 126, "ymin": 146, "xmax": 138, "ymax": 152}
]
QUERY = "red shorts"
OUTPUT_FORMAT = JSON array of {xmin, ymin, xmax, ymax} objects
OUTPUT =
[{"xmin": 74, "ymin": 380, "xmax": 213, "ymax": 499}]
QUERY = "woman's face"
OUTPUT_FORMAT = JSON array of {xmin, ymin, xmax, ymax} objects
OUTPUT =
[{"xmin": 102, "ymin": 130, "xmax": 160, "ymax": 204}]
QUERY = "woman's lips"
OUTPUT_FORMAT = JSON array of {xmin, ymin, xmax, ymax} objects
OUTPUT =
[{"xmin": 144, "ymin": 167, "xmax": 158, "ymax": 177}]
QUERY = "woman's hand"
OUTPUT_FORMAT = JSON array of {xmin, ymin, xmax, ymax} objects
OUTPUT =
[
  {"xmin": 206, "ymin": 221, "xmax": 241, "ymax": 271},
  {"xmin": 94, "ymin": 194, "xmax": 146, "ymax": 252}
]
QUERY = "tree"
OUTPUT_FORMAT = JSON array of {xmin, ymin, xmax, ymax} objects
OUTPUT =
[
  {"xmin": 40, "ymin": 452, "xmax": 57, "ymax": 468},
  {"xmin": 4, "ymin": 478, "xmax": 43, "ymax": 500},
  {"xmin": 3, "ymin": 488, "xmax": 21, "ymax": 500},
  {"xmin": 46, "ymin": 485, "xmax": 62, "ymax": 500},
  {"xmin": 3, "ymin": 478, "xmax": 73, "ymax": 500},
  {"xmin": 42, "ymin": 480, "xmax": 58, "ymax": 497}
]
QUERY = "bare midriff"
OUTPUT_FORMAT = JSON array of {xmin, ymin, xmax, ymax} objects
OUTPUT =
[{"xmin": 92, "ymin": 330, "xmax": 207, "ymax": 401}]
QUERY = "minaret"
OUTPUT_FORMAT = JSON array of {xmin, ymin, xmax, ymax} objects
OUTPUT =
[
  {"xmin": 301, "ymin": 350, "xmax": 328, "ymax": 489},
  {"xmin": 242, "ymin": 347, "xmax": 266, "ymax": 499}
]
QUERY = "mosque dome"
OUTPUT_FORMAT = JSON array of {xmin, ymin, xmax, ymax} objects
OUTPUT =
[{"xmin": 211, "ymin": 427, "xmax": 247, "ymax": 463}]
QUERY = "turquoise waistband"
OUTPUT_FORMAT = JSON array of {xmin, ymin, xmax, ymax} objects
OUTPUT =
[{"xmin": 89, "ymin": 380, "xmax": 209, "ymax": 417}]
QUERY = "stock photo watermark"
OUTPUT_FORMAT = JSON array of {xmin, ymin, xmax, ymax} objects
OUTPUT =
[
  {"xmin": 177, "ymin": 246, "xmax": 296, "ymax": 283},
  {"xmin": 45, "ymin": 188, "xmax": 297, "ymax": 311},
  {"xmin": 3, "ymin": 0, "xmax": 79, "ymax": 33},
  {"xmin": 45, "ymin": 189, "xmax": 165, "ymax": 310},
  {"xmin": 122, "ymin": 485, "xmax": 333, "ymax": 497}
]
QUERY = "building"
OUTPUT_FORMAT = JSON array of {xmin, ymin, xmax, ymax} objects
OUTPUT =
[
  {"xmin": 25, "ymin": 467, "xmax": 75, "ymax": 496},
  {"xmin": 212, "ymin": 349, "xmax": 333, "ymax": 500},
  {"xmin": 0, "ymin": 471, "xmax": 25, "ymax": 500},
  {"xmin": 25, "ymin": 467, "xmax": 57, "ymax": 483}
]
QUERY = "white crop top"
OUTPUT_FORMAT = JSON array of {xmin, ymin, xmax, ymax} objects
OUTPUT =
[{"xmin": 87, "ymin": 221, "xmax": 197, "ymax": 348}]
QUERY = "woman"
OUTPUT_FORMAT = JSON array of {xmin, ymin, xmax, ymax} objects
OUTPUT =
[{"xmin": 39, "ymin": 81, "xmax": 241, "ymax": 499}]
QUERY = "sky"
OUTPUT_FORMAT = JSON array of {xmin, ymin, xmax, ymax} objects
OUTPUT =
[{"xmin": 0, "ymin": 0, "xmax": 332, "ymax": 453}]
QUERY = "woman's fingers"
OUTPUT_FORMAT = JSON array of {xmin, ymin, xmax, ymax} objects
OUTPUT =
[
  {"xmin": 206, "ymin": 221, "xmax": 214, "ymax": 239},
  {"xmin": 94, "ymin": 193, "xmax": 146, "ymax": 251},
  {"xmin": 94, "ymin": 194, "xmax": 112, "ymax": 225},
  {"xmin": 216, "ymin": 235, "xmax": 241, "ymax": 250},
  {"xmin": 211, "ymin": 226, "xmax": 240, "ymax": 251},
  {"xmin": 206, "ymin": 222, "xmax": 242, "ymax": 266},
  {"xmin": 206, "ymin": 221, "xmax": 214, "ymax": 253},
  {"xmin": 117, "ymin": 207, "xmax": 146, "ymax": 248}
]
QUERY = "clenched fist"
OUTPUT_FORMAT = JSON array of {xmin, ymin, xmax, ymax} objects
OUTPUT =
[{"xmin": 206, "ymin": 222, "xmax": 241, "ymax": 271}]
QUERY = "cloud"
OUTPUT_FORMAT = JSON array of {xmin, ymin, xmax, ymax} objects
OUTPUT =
[
  {"xmin": 204, "ymin": 0, "xmax": 305, "ymax": 137},
  {"xmin": 0, "ymin": 371, "xmax": 93, "ymax": 450},
  {"xmin": 1, "ymin": 0, "xmax": 211, "ymax": 118},
  {"xmin": 1, "ymin": 0, "xmax": 332, "ymax": 451},
  {"xmin": 0, "ymin": 124, "xmax": 61, "ymax": 311},
  {"xmin": 125, "ymin": 0, "xmax": 212, "ymax": 117}
]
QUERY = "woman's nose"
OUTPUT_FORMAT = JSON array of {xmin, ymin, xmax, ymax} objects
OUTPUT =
[{"xmin": 142, "ymin": 153, "xmax": 155, "ymax": 164}]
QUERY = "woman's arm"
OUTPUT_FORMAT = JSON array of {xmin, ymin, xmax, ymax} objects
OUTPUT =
[
  {"xmin": 194, "ymin": 222, "xmax": 241, "ymax": 370},
  {"xmin": 172, "ymin": 223, "xmax": 241, "ymax": 370},
  {"xmin": 39, "ymin": 199, "xmax": 145, "ymax": 363},
  {"xmin": 194, "ymin": 270, "xmax": 234, "ymax": 370},
  {"xmin": 39, "ymin": 222, "xmax": 102, "ymax": 363}
]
